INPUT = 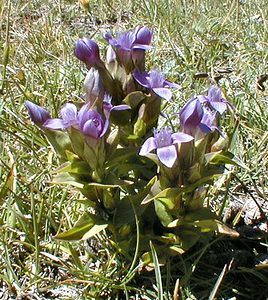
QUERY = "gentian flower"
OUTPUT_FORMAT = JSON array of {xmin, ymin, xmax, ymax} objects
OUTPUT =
[
  {"xmin": 78, "ymin": 104, "xmax": 107, "ymax": 139},
  {"xmin": 44, "ymin": 103, "xmax": 108, "ymax": 140},
  {"xmin": 74, "ymin": 38, "xmax": 102, "ymax": 68},
  {"xmin": 139, "ymin": 128, "xmax": 193, "ymax": 168},
  {"xmin": 133, "ymin": 70, "xmax": 180, "ymax": 101},
  {"xmin": 179, "ymin": 97, "xmax": 203, "ymax": 131},
  {"xmin": 25, "ymin": 101, "xmax": 51, "ymax": 126},
  {"xmin": 197, "ymin": 85, "xmax": 233, "ymax": 114},
  {"xmin": 104, "ymin": 26, "xmax": 152, "ymax": 70},
  {"xmin": 179, "ymin": 97, "xmax": 221, "ymax": 138}
]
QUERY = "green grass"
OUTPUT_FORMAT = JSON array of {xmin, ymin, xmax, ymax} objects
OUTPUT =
[{"xmin": 1, "ymin": 0, "xmax": 268, "ymax": 298}]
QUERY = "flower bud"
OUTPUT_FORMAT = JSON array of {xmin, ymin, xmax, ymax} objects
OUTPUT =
[
  {"xmin": 84, "ymin": 68, "xmax": 105, "ymax": 106},
  {"xmin": 74, "ymin": 38, "xmax": 102, "ymax": 68},
  {"xmin": 25, "ymin": 101, "xmax": 51, "ymax": 126}
]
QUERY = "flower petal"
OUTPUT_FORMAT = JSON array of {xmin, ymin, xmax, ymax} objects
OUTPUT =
[
  {"xmin": 61, "ymin": 103, "xmax": 78, "ymax": 126},
  {"xmin": 134, "ymin": 26, "xmax": 153, "ymax": 45},
  {"xmin": 208, "ymin": 85, "xmax": 222, "ymax": 102},
  {"xmin": 157, "ymin": 145, "xmax": 177, "ymax": 168},
  {"xmin": 172, "ymin": 132, "xmax": 194, "ymax": 143},
  {"xmin": 133, "ymin": 44, "xmax": 152, "ymax": 51},
  {"xmin": 210, "ymin": 101, "xmax": 227, "ymax": 115},
  {"xmin": 43, "ymin": 118, "xmax": 65, "ymax": 130},
  {"xmin": 133, "ymin": 71, "xmax": 150, "ymax": 88},
  {"xmin": 152, "ymin": 88, "xmax": 173, "ymax": 101},
  {"xmin": 164, "ymin": 80, "xmax": 180, "ymax": 89},
  {"xmin": 180, "ymin": 98, "xmax": 203, "ymax": 127},
  {"xmin": 139, "ymin": 137, "xmax": 157, "ymax": 156},
  {"xmin": 110, "ymin": 104, "xmax": 131, "ymax": 111}
]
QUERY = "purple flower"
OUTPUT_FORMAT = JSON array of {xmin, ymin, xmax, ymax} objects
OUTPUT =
[
  {"xmin": 105, "ymin": 26, "xmax": 152, "ymax": 52},
  {"xmin": 197, "ymin": 86, "xmax": 232, "ymax": 114},
  {"xmin": 78, "ymin": 104, "xmax": 106, "ymax": 139},
  {"xmin": 133, "ymin": 70, "xmax": 180, "ymax": 101},
  {"xmin": 139, "ymin": 128, "xmax": 193, "ymax": 168},
  {"xmin": 180, "ymin": 97, "xmax": 203, "ymax": 130},
  {"xmin": 104, "ymin": 26, "xmax": 152, "ymax": 70},
  {"xmin": 134, "ymin": 26, "xmax": 153, "ymax": 46},
  {"xmin": 44, "ymin": 103, "xmax": 107, "ymax": 140},
  {"xmin": 74, "ymin": 38, "xmax": 102, "ymax": 68},
  {"xmin": 179, "ymin": 97, "xmax": 221, "ymax": 138},
  {"xmin": 25, "ymin": 101, "xmax": 51, "ymax": 126}
]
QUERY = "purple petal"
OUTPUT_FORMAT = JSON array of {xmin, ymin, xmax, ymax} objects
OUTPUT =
[
  {"xmin": 133, "ymin": 71, "xmax": 150, "ymax": 88},
  {"xmin": 106, "ymin": 45, "xmax": 117, "ymax": 63},
  {"xmin": 198, "ymin": 123, "xmax": 213, "ymax": 133},
  {"xmin": 78, "ymin": 103, "xmax": 90, "ymax": 126},
  {"xmin": 152, "ymin": 88, "xmax": 173, "ymax": 101},
  {"xmin": 208, "ymin": 85, "xmax": 222, "ymax": 102},
  {"xmin": 104, "ymin": 32, "xmax": 113, "ymax": 42},
  {"xmin": 117, "ymin": 31, "xmax": 136, "ymax": 50},
  {"xmin": 132, "ymin": 44, "xmax": 152, "ymax": 51},
  {"xmin": 172, "ymin": 132, "xmax": 194, "ymax": 143},
  {"xmin": 139, "ymin": 137, "xmax": 157, "ymax": 156},
  {"xmin": 148, "ymin": 70, "xmax": 165, "ymax": 87},
  {"xmin": 134, "ymin": 26, "xmax": 153, "ymax": 45},
  {"xmin": 82, "ymin": 119, "xmax": 100, "ymax": 139},
  {"xmin": 164, "ymin": 80, "xmax": 180, "ymax": 89},
  {"xmin": 197, "ymin": 95, "xmax": 208, "ymax": 104},
  {"xmin": 210, "ymin": 101, "xmax": 227, "ymax": 115},
  {"xmin": 74, "ymin": 38, "xmax": 101, "ymax": 68},
  {"xmin": 180, "ymin": 98, "xmax": 204, "ymax": 127},
  {"xmin": 110, "ymin": 104, "xmax": 131, "ymax": 111},
  {"xmin": 61, "ymin": 103, "xmax": 78, "ymax": 126},
  {"xmin": 25, "ymin": 101, "xmax": 51, "ymax": 126},
  {"xmin": 43, "ymin": 118, "xmax": 65, "ymax": 130},
  {"xmin": 156, "ymin": 145, "xmax": 177, "ymax": 168}
]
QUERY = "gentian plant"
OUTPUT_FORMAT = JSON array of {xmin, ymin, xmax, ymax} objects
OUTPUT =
[{"xmin": 26, "ymin": 26, "xmax": 241, "ymax": 267}]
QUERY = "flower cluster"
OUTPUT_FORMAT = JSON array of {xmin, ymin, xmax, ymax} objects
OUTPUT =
[{"xmin": 25, "ymin": 25, "xmax": 238, "ymax": 263}]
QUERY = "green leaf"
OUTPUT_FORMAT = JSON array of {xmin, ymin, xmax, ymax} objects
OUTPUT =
[
  {"xmin": 110, "ymin": 109, "xmax": 131, "ymax": 126},
  {"xmin": 82, "ymin": 224, "xmax": 108, "ymax": 240},
  {"xmin": 50, "ymin": 172, "xmax": 84, "ymax": 188},
  {"xmin": 205, "ymin": 150, "xmax": 249, "ymax": 169},
  {"xmin": 54, "ymin": 213, "xmax": 108, "ymax": 241},
  {"xmin": 114, "ymin": 176, "xmax": 157, "ymax": 227},
  {"xmin": 154, "ymin": 200, "xmax": 173, "ymax": 227},
  {"xmin": 123, "ymin": 91, "xmax": 145, "ymax": 108},
  {"xmin": 179, "ymin": 228, "xmax": 201, "ymax": 250},
  {"xmin": 142, "ymin": 187, "xmax": 180, "ymax": 205},
  {"xmin": 150, "ymin": 241, "xmax": 163, "ymax": 300},
  {"xmin": 134, "ymin": 116, "xmax": 146, "ymax": 137},
  {"xmin": 53, "ymin": 160, "xmax": 90, "ymax": 175},
  {"xmin": 44, "ymin": 129, "xmax": 72, "ymax": 160},
  {"xmin": 106, "ymin": 148, "xmax": 138, "ymax": 168}
]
